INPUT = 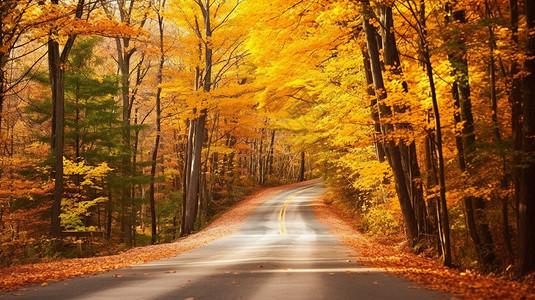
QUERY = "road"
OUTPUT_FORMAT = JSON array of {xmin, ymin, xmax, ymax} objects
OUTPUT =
[{"xmin": 1, "ymin": 182, "xmax": 453, "ymax": 299}]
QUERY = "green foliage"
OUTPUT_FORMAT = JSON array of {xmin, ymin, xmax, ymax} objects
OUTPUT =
[
  {"xmin": 156, "ymin": 189, "xmax": 181, "ymax": 242},
  {"xmin": 25, "ymin": 37, "xmax": 122, "ymax": 164}
]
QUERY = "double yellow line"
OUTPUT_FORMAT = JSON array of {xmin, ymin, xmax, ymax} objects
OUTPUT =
[{"xmin": 278, "ymin": 186, "xmax": 315, "ymax": 235}]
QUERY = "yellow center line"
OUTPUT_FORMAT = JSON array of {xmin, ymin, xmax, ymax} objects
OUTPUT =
[{"xmin": 278, "ymin": 186, "xmax": 316, "ymax": 235}]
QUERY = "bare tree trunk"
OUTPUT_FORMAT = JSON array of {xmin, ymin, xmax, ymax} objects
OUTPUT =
[
  {"xmin": 182, "ymin": 0, "xmax": 215, "ymax": 235},
  {"xmin": 181, "ymin": 120, "xmax": 193, "ymax": 236},
  {"xmin": 517, "ymin": 0, "xmax": 535, "ymax": 276},
  {"xmin": 184, "ymin": 112, "xmax": 205, "ymax": 234},
  {"xmin": 265, "ymin": 130, "xmax": 275, "ymax": 177},
  {"xmin": 0, "ymin": 55, "xmax": 5, "ymax": 147},
  {"xmin": 297, "ymin": 151, "xmax": 305, "ymax": 182},
  {"xmin": 131, "ymin": 112, "xmax": 140, "ymax": 245},
  {"xmin": 109, "ymin": 0, "xmax": 149, "ymax": 245},
  {"xmin": 258, "ymin": 130, "xmax": 265, "ymax": 184},
  {"xmin": 106, "ymin": 187, "xmax": 112, "ymax": 239},
  {"xmin": 509, "ymin": 0, "xmax": 522, "ymax": 223},
  {"xmin": 405, "ymin": 142, "xmax": 428, "ymax": 234},
  {"xmin": 48, "ymin": 35, "xmax": 63, "ymax": 238}
]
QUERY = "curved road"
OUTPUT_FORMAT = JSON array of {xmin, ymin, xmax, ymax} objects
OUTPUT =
[{"xmin": 1, "ymin": 183, "xmax": 453, "ymax": 299}]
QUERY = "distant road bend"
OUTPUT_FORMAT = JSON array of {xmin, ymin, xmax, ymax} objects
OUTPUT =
[{"xmin": 1, "ymin": 182, "xmax": 454, "ymax": 299}]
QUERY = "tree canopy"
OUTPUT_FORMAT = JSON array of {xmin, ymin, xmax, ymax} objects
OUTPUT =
[{"xmin": 0, "ymin": 0, "xmax": 534, "ymax": 278}]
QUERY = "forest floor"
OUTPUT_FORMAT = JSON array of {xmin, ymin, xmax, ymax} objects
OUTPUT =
[{"xmin": 1, "ymin": 180, "xmax": 535, "ymax": 299}]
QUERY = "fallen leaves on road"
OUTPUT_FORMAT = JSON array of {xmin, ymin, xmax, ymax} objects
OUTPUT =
[
  {"xmin": 311, "ymin": 195, "xmax": 535, "ymax": 300},
  {"xmin": 0, "ymin": 180, "xmax": 317, "ymax": 293}
]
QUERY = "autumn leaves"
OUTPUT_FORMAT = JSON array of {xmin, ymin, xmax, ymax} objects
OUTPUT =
[
  {"xmin": 250, "ymin": 0, "xmax": 535, "ymax": 276},
  {"xmin": 1, "ymin": 0, "xmax": 535, "ymax": 279}
]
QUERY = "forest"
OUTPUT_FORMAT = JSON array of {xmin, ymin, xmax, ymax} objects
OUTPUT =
[{"xmin": 0, "ymin": 0, "xmax": 534, "ymax": 281}]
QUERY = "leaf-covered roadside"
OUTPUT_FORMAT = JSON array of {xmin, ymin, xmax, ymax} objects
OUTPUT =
[
  {"xmin": 0, "ymin": 181, "xmax": 314, "ymax": 293},
  {"xmin": 311, "ymin": 195, "xmax": 535, "ymax": 300}
]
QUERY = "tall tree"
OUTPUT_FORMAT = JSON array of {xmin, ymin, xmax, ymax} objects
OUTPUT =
[
  {"xmin": 149, "ymin": 0, "xmax": 166, "ymax": 245},
  {"xmin": 398, "ymin": 0, "xmax": 452, "ymax": 266},
  {"xmin": 49, "ymin": 0, "xmax": 85, "ymax": 238},
  {"xmin": 517, "ymin": 0, "xmax": 535, "ymax": 276},
  {"xmin": 172, "ymin": 0, "xmax": 243, "ymax": 235},
  {"xmin": 379, "ymin": 2, "xmax": 428, "ymax": 238},
  {"xmin": 444, "ymin": 3, "xmax": 496, "ymax": 270},
  {"xmin": 361, "ymin": 0, "xmax": 419, "ymax": 247},
  {"xmin": 100, "ymin": 0, "xmax": 150, "ymax": 245}
]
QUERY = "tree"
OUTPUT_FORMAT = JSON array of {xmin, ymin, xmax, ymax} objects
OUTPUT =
[
  {"xmin": 168, "ymin": 0, "xmax": 245, "ymax": 235},
  {"xmin": 517, "ymin": 0, "xmax": 535, "ymax": 276},
  {"xmin": 48, "ymin": 0, "xmax": 86, "ymax": 238},
  {"xmin": 444, "ymin": 2, "xmax": 496, "ymax": 270},
  {"xmin": 100, "ymin": 0, "xmax": 151, "ymax": 245},
  {"xmin": 149, "ymin": 0, "xmax": 166, "ymax": 245},
  {"xmin": 361, "ymin": 0, "xmax": 419, "ymax": 248}
]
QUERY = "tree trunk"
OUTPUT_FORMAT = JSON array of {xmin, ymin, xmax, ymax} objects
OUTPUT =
[
  {"xmin": 424, "ymin": 127, "xmax": 440, "ymax": 252},
  {"xmin": 421, "ymin": 45, "xmax": 452, "ymax": 267},
  {"xmin": 0, "ymin": 54, "xmax": 5, "ymax": 147},
  {"xmin": 112, "ymin": 0, "xmax": 142, "ymax": 245},
  {"xmin": 485, "ymin": 2, "xmax": 513, "ymax": 261},
  {"xmin": 184, "ymin": 112, "xmax": 206, "ymax": 234},
  {"xmin": 361, "ymin": 45, "xmax": 386, "ymax": 162},
  {"xmin": 297, "ymin": 151, "xmax": 305, "ymax": 182},
  {"xmin": 149, "ymin": 0, "xmax": 166, "ymax": 245},
  {"xmin": 265, "ymin": 130, "xmax": 276, "ymax": 177},
  {"xmin": 181, "ymin": 119, "xmax": 194, "ymax": 236},
  {"xmin": 405, "ymin": 0, "xmax": 451, "ymax": 263},
  {"xmin": 48, "ymin": 36, "xmax": 63, "ymax": 238},
  {"xmin": 48, "ymin": 0, "xmax": 85, "ymax": 238},
  {"xmin": 405, "ymin": 142, "xmax": 428, "ymax": 234},
  {"xmin": 182, "ymin": 0, "xmax": 214, "ymax": 235},
  {"xmin": 116, "ymin": 34, "xmax": 133, "ymax": 244},
  {"xmin": 381, "ymin": 3, "xmax": 428, "ymax": 237},
  {"xmin": 517, "ymin": 0, "xmax": 535, "ymax": 276},
  {"xmin": 362, "ymin": 0, "xmax": 419, "ymax": 247},
  {"xmin": 509, "ymin": 0, "xmax": 522, "ymax": 223},
  {"xmin": 106, "ymin": 188, "xmax": 112, "ymax": 239},
  {"xmin": 446, "ymin": 4, "xmax": 496, "ymax": 270},
  {"xmin": 258, "ymin": 130, "xmax": 264, "ymax": 184}
]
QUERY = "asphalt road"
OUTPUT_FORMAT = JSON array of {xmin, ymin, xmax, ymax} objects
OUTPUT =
[{"xmin": 1, "ymin": 182, "xmax": 454, "ymax": 299}]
